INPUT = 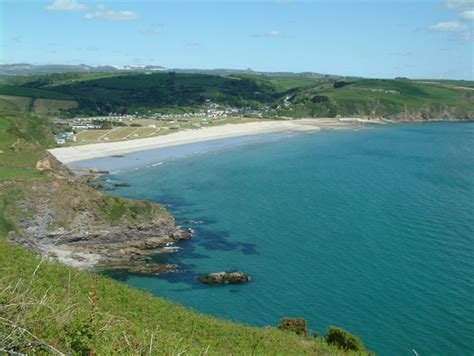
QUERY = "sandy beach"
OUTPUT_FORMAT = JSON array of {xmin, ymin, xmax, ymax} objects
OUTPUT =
[{"xmin": 49, "ymin": 118, "xmax": 376, "ymax": 164}]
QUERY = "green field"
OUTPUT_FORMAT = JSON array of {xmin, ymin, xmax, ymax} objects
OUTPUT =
[
  {"xmin": 0, "ymin": 94, "xmax": 78, "ymax": 116},
  {"xmin": 0, "ymin": 95, "xmax": 32, "ymax": 112},
  {"xmin": 32, "ymin": 98, "xmax": 78, "ymax": 115},
  {"xmin": 267, "ymin": 75, "xmax": 328, "ymax": 91},
  {"xmin": 0, "ymin": 85, "xmax": 74, "ymax": 100}
]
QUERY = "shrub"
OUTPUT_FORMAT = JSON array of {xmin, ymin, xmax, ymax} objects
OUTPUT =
[
  {"xmin": 333, "ymin": 81, "xmax": 351, "ymax": 88},
  {"xmin": 325, "ymin": 326, "xmax": 365, "ymax": 351},
  {"xmin": 278, "ymin": 318, "xmax": 307, "ymax": 336},
  {"xmin": 64, "ymin": 319, "xmax": 96, "ymax": 355},
  {"xmin": 311, "ymin": 95, "xmax": 329, "ymax": 103}
]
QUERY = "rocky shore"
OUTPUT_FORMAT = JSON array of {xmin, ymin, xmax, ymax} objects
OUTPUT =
[{"xmin": 6, "ymin": 154, "xmax": 191, "ymax": 271}]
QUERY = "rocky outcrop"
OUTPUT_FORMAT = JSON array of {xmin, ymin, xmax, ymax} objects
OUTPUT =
[
  {"xmin": 5, "ymin": 154, "xmax": 191, "ymax": 271},
  {"xmin": 35, "ymin": 156, "xmax": 52, "ymax": 171},
  {"xmin": 198, "ymin": 272, "xmax": 250, "ymax": 284}
]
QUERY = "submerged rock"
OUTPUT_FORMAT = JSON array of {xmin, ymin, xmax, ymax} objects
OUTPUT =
[
  {"xmin": 198, "ymin": 271, "xmax": 250, "ymax": 285},
  {"xmin": 113, "ymin": 183, "xmax": 131, "ymax": 187},
  {"xmin": 103, "ymin": 262, "xmax": 178, "ymax": 275}
]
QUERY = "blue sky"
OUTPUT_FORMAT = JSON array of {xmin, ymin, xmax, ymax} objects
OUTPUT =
[{"xmin": 1, "ymin": 0, "xmax": 473, "ymax": 79}]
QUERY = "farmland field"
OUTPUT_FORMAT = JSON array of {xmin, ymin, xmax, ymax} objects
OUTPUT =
[
  {"xmin": 0, "ymin": 95, "xmax": 32, "ymax": 112},
  {"xmin": 33, "ymin": 98, "xmax": 78, "ymax": 115},
  {"xmin": 0, "ymin": 85, "xmax": 73, "ymax": 100},
  {"xmin": 75, "ymin": 129, "xmax": 109, "ymax": 144}
]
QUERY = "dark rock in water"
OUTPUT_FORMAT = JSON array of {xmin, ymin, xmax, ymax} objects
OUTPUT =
[
  {"xmin": 198, "ymin": 271, "xmax": 250, "ymax": 284},
  {"xmin": 103, "ymin": 262, "xmax": 177, "ymax": 275},
  {"xmin": 88, "ymin": 168, "xmax": 109, "ymax": 174},
  {"xmin": 113, "ymin": 183, "xmax": 131, "ymax": 187}
]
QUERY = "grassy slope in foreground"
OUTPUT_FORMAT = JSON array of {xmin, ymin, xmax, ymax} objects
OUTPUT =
[
  {"xmin": 0, "ymin": 238, "xmax": 357, "ymax": 355},
  {"xmin": 0, "ymin": 112, "xmax": 367, "ymax": 354}
]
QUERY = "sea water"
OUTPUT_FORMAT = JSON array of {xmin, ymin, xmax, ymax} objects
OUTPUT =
[{"xmin": 82, "ymin": 122, "xmax": 474, "ymax": 355}]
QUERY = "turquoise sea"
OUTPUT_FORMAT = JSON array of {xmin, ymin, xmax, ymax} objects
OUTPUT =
[{"xmin": 77, "ymin": 122, "xmax": 474, "ymax": 355}]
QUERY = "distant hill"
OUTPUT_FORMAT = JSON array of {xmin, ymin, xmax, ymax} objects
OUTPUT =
[
  {"xmin": 0, "ymin": 63, "xmax": 333, "ymax": 78},
  {"xmin": 0, "ymin": 68, "xmax": 472, "ymax": 120},
  {"xmin": 0, "ymin": 63, "xmax": 166, "ymax": 76},
  {"xmin": 171, "ymin": 68, "xmax": 333, "ymax": 78},
  {"xmin": 0, "ymin": 72, "xmax": 282, "ymax": 116}
]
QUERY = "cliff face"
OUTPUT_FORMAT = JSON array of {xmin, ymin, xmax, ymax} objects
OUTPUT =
[
  {"xmin": 5, "ymin": 155, "xmax": 190, "ymax": 270},
  {"xmin": 383, "ymin": 105, "xmax": 474, "ymax": 122}
]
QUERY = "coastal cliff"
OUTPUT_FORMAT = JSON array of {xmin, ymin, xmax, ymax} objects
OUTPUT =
[{"xmin": 4, "ymin": 154, "xmax": 190, "ymax": 271}]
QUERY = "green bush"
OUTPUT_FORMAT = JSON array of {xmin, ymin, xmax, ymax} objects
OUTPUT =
[
  {"xmin": 311, "ymin": 95, "xmax": 329, "ymax": 103},
  {"xmin": 325, "ymin": 326, "xmax": 365, "ymax": 351},
  {"xmin": 64, "ymin": 319, "xmax": 97, "ymax": 355},
  {"xmin": 278, "ymin": 318, "xmax": 308, "ymax": 336}
]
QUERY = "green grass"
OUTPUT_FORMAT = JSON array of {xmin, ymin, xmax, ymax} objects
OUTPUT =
[
  {"xmin": 32, "ymin": 98, "xmax": 78, "ymax": 116},
  {"xmin": 0, "ymin": 94, "xmax": 77, "ymax": 115},
  {"xmin": 267, "ymin": 75, "xmax": 326, "ymax": 91},
  {"xmin": 0, "ymin": 85, "xmax": 74, "ymax": 100},
  {"xmin": 0, "ymin": 168, "xmax": 41, "ymax": 182},
  {"xmin": 0, "ymin": 113, "xmax": 54, "ymax": 184},
  {"xmin": 0, "ymin": 95, "xmax": 33, "ymax": 112}
]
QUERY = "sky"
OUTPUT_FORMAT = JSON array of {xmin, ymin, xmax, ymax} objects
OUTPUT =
[{"xmin": 0, "ymin": 0, "xmax": 473, "ymax": 79}]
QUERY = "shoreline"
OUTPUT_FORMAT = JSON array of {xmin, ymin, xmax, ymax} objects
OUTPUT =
[{"xmin": 49, "ymin": 118, "xmax": 380, "ymax": 165}]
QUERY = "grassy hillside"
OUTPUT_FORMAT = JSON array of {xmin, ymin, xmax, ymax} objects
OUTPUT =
[
  {"xmin": 1, "ymin": 72, "xmax": 472, "ymax": 120},
  {"xmin": 279, "ymin": 79, "xmax": 474, "ymax": 119},
  {"xmin": 53, "ymin": 72, "xmax": 278, "ymax": 115},
  {"xmin": 0, "ymin": 112, "xmax": 368, "ymax": 354},
  {"xmin": 32, "ymin": 98, "xmax": 78, "ymax": 116},
  {"xmin": 0, "ymin": 85, "xmax": 74, "ymax": 100},
  {"xmin": 0, "ymin": 112, "xmax": 54, "ymax": 181},
  {"xmin": 0, "ymin": 87, "xmax": 78, "ymax": 115},
  {"xmin": 0, "ymin": 95, "xmax": 32, "ymax": 112},
  {"xmin": 0, "ymin": 72, "xmax": 279, "ymax": 116}
]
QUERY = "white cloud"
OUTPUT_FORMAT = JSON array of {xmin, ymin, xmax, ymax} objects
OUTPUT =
[
  {"xmin": 253, "ymin": 30, "xmax": 283, "ymax": 38},
  {"xmin": 462, "ymin": 30, "xmax": 472, "ymax": 40},
  {"xmin": 429, "ymin": 21, "xmax": 468, "ymax": 31},
  {"xmin": 184, "ymin": 41, "xmax": 202, "ymax": 48},
  {"xmin": 445, "ymin": 0, "xmax": 474, "ymax": 9},
  {"xmin": 85, "ymin": 10, "xmax": 139, "ymax": 21},
  {"xmin": 96, "ymin": 4, "xmax": 106, "ymax": 10},
  {"xmin": 141, "ymin": 25, "xmax": 163, "ymax": 34},
  {"xmin": 46, "ymin": 0, "xmax": 87, "ymax": 11},
  {"xmin": 460, "ymin": 10, "xmax": 474, "ymax": 19}
]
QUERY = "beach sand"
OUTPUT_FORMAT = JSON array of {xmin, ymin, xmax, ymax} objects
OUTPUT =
[{"xmin": 49, "ymin": 118, "xmax": 377, "ymax": 164}]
